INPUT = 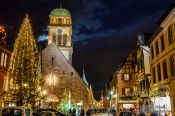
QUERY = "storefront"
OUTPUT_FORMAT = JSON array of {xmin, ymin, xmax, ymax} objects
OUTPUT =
[
  {"xmin": 151, "ymin": 96, "xmax": 171, "ymax": 115},
  {"xmin": 0, "ymin": 98, "xmax": 16, "ymax": 107},
  {"xmin": 150, "ymin": 86, "xmax": 171, "ymax": 115},
  {"xmin": 117, "ymin": 100, "xmax": 138, "ymax": 110},
  {"xmin": 0, "ymin": 92, "xmax": 16, "ymax": 107}
]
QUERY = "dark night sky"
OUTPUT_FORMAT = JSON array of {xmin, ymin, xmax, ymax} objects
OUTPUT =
[{"xmin": 0, "ymin": 0, "xmax": 174, "ymax": 99}]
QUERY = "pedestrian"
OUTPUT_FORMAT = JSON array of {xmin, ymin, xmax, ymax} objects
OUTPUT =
[
  {"xmin": 71, "ymin": 108, "xmax": 76, "ymax": 116},
  {"xmin": 86, "ymin": 109, "xmax": 91, "ymax": 116},
  {"xmin": 112, "ymin": 109, "xmax": 116, "ymax": 116},
  {"xmin": 107, "ymin": 107, "xmax": 111, "ymax": 116},
  {"xmin": 69, "ymin": 108, "xmax": 72, "ymax": 116},
  {"xmin": 80, "ymin": 109, "xmax": 85, "ymax": 116}
]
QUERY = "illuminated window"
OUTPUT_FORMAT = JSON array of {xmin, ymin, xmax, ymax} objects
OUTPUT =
[
  {"xmin": 1, "ymin": 52, "xmax": 4, "ymax": 66},
  {"xmin": 66, "ymin": 19, "xmax": 70, "ymax": 24},
  {"xmin": 52, "ymin": 18, "xmax": 56, "ymax": 24},
  {"xmin": 170, "ymin": 55, "xmax": 175, "ymax": 77},
  {"xmin": 58, "ymin": 18, "xmax": 62, "ymax": 24},
  {"xmin": 125, "ymin": 88, "xmax": 131, "ymax": 95},
  {"xmin": 124, "ymin": 74, "xmax": 130, "ymax": 80},
  {"xmin": 0, "ymin": 52, "xmax": 7, "ymax": 67}
]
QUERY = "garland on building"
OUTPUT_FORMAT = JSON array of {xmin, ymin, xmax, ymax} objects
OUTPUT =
[{"xmin": 7, "ymin": 15, "xmax": 41, "ymax": 107}]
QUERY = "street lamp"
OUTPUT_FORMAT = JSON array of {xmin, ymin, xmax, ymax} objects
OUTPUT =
[
  {"xmin": 110, "ymin": 91, "xmax": 114, "ymax": 96},
  {"xmin": 109, "ymin": 91, "xmax": 114, "ymax": 108},
  {"xmin": 42, "ymin": 90, "xmax": 47, "ymax": 96},
  {"xmin": 107, "ymin": 97, "xmax": 110, "ymax": 100},
  {"xmin": 23, "ymin": 83, "xmax": 28, "ymax": 87}
]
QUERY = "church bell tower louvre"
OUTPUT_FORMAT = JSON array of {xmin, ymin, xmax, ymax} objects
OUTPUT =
[{"xmin": 48, "ymin": 8, "xmax": 73, "ymax": 64}]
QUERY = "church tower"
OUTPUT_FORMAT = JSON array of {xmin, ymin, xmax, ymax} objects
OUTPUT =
[{"xmin": 48, "ymin": 8, "xmax": 73, "ymax": 64}]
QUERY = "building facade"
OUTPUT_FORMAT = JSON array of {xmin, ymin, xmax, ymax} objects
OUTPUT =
[
  {"xmin": 0, "ymin": 26, "xmax": 10, "ymax": 107},
  {"xmin": 134, "ymin": 33, "xmax": 151, "ymax": 113},
  {"xmin": 149, "ymin": 7, "xmax": 175, "ymax": 115},
  {"xmin": 48, "ymin": 8, "xmax": 73, "ymax": 64},
  {"xmin": 114, "ymin": 49, "xmax": 138, "ymax": 110}
]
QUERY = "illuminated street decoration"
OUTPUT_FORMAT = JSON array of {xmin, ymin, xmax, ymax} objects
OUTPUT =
[
  {"xmin": 48, "ymin": 73, "xmax": 56, "ymax": 86},
  {"xmin": 6, "ymin": 15, "xmax": 41, "ymax": 106},
  {"xmin": 87, "ymin": 85, "xmax": 96, "ymax": 108}
]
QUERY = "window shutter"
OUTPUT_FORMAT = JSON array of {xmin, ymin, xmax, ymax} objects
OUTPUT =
[
  {"xmin": 129, "ymin": 74, "xmax": 132, "ymax": 80},
  {"xmin": 121, "ymin": 74, "xmax": 124, "ymax": 80},
  {"xmin": 122, "ymin": 88, "xmax": 125, "ymax": 95}
]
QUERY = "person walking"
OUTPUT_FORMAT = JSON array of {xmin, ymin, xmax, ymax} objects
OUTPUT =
[{"xmin": 71, "ymin": 108, "xmax": 76, "ymax": 116}]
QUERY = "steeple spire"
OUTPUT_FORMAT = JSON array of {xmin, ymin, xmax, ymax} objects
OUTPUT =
[{"xmin": 82, "ymin": 66, "xmax": 89, "ymax": 86}]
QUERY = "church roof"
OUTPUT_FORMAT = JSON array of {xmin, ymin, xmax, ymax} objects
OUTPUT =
[
  {"xmin": 41, "ymin": 43, "xmax": 88, "ymax": 102},
  {"xmin": 50, "ymin": 8, "xmax": 71, "ymax": 17}
]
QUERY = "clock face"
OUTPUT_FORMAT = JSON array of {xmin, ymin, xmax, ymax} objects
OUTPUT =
[{"xmin": 57, "ymin": 29, "xmax": 62, "ymax": 34}]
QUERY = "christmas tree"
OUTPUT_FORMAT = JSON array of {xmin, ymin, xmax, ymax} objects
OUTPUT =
[
  {"xmin": 7, "ymin": 15, "xmax": 41, "ymax": 107},
  {"xmin": 87, "ymin": 85, "xmax": 95, "ymax": 108},
  {"xmin": 57, "ymin": 89, "xmax": 69, "ymax": 114},
  {"xmin": 57, "ymin": 89, "xmax": 78, "ymax": 114}
]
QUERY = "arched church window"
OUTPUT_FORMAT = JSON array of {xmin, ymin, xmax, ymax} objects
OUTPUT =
[
  {"xmin": 63, "ymin": 34, "xmax": 67, "ymax": 46},
  {"xmin": 66, "ymin": 19, "xmax": 70, "ymax": 24},
  {"xmin": 52, "ymin": 34, "xmax": 56, "ymax": 44},
  {"xmin": 58, "ymin": 34, "xmax": 61, "ymax": 45},
  {"xmin": 58, "ymin": 18, "xmax": 62, "ymax": 24}
]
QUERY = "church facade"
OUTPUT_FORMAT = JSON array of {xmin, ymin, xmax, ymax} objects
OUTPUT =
[{"xmin": 41, "ymin": 8, "xmax": 88, "ymax": 108}]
